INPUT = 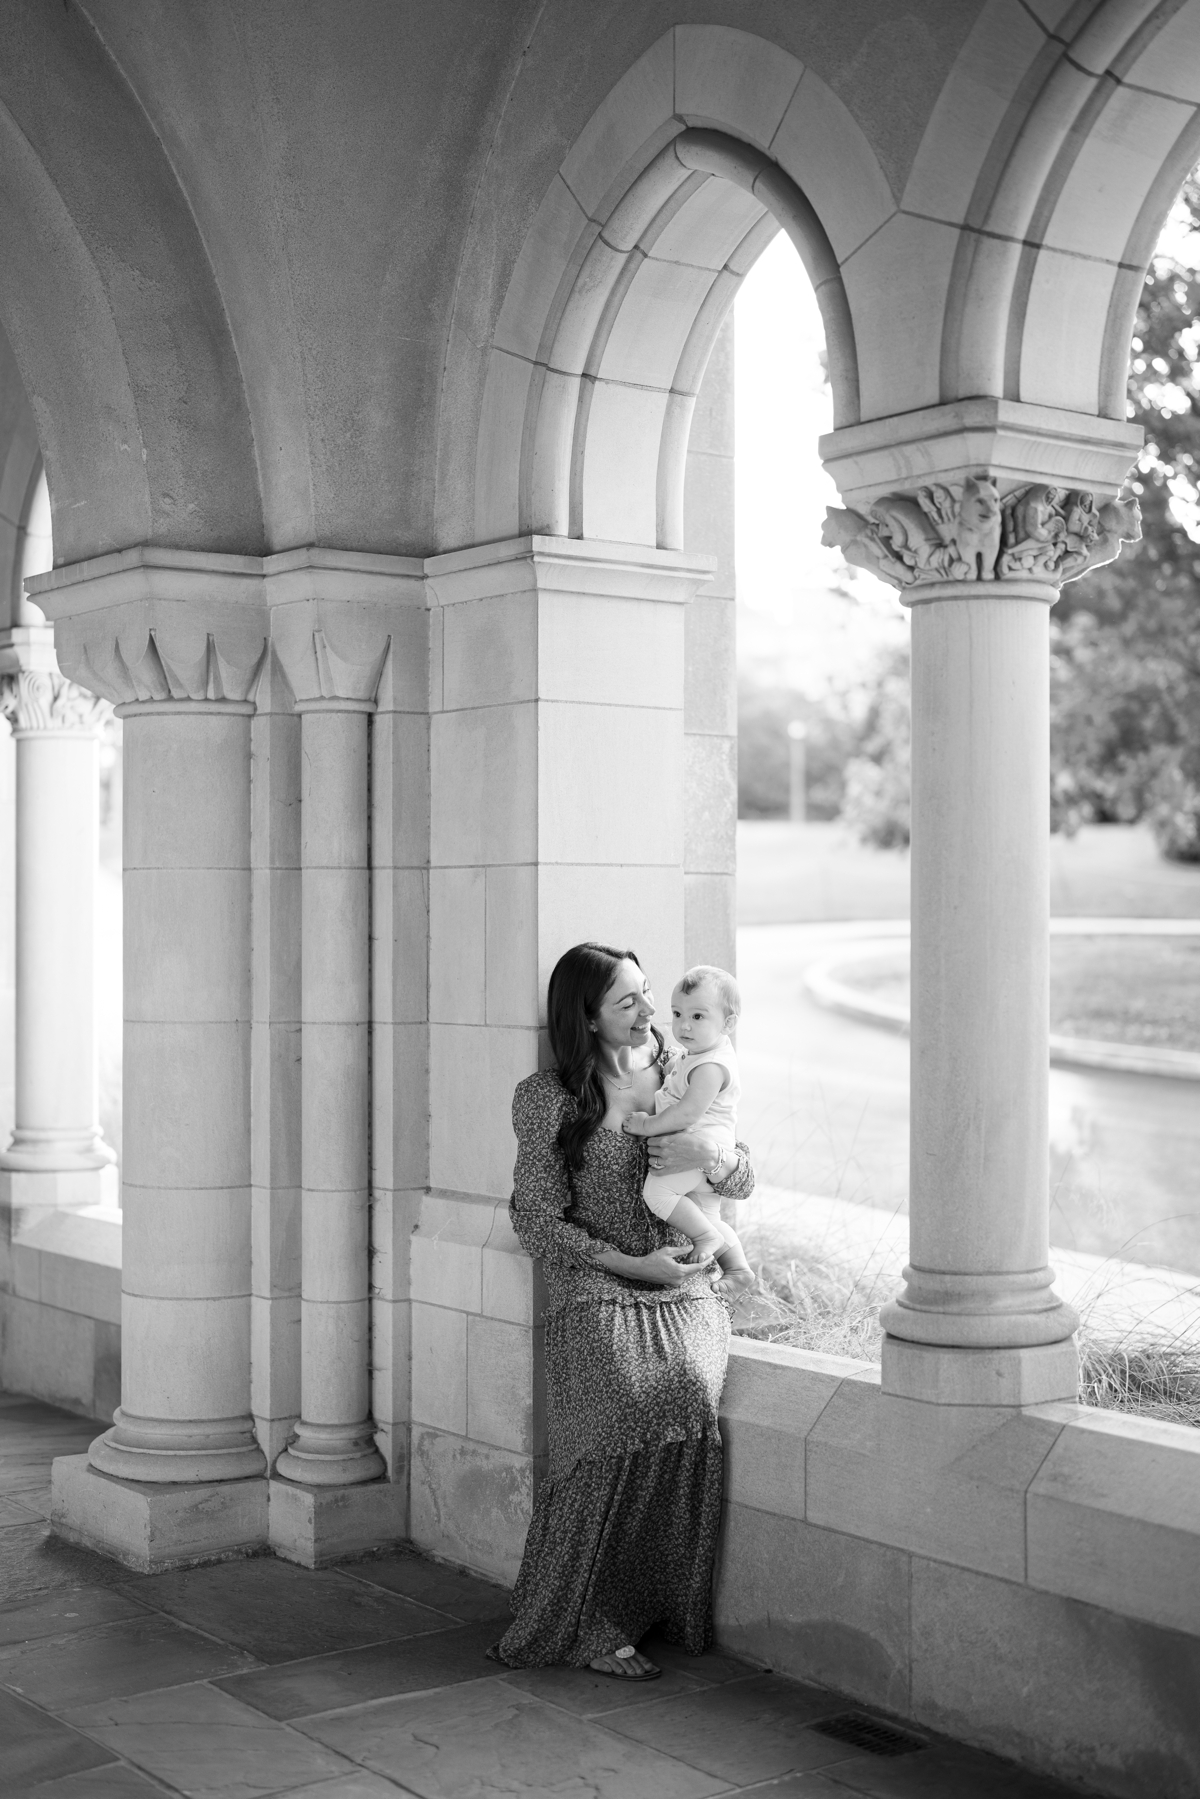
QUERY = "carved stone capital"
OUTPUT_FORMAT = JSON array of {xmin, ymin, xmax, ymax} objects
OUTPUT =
[
  {"xmin": 269, "ymin": 602, "xmax": 393, "ymax": 707},
  {"xmin": 54, "ymin": 603, "xmax": 268, "ymax": 708},
  {"xmin": 264, "ymin": 550, "xmax": 425, "ymax": 708},
  {"xmin": 0, "ymin": 667, "xmax": 111, "ymax": 736},
  {"xmin": 823, "ymin": 477, "xmax": 1142, "ymax": 597}
]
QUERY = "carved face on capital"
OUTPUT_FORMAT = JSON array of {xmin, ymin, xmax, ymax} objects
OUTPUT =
[{"xmin": 958, "ymin": 475, "xmax": 1001, "ymax": 531}]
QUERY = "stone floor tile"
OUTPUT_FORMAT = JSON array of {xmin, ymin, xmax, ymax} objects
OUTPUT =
[
  {"xmin": 127, "ymin": 1554, "xmax": 458, "ymax": 1663},
  {"xmin": 0, "ymin": 1684, "xmax": 118, "ymax": 1790},
  {"xmin": 273, "ymin": 1776, "xmax": 414, "ymax": 1798},
  {"xmin": 734, "ymin": 1777, "xmax": 868, "ymax": 1796},
  {"xmin": 335, "ymin": 1549, "xmax": 512, "ymax": 1622},
  {"xmin": 301, "ymin": 1675, "xmax": 734, "ymax": 1798},
  {"xmin": 828, "ymin": 1741, "xmax": 1078, "ymax": 1797},
  {"xmin": 642, "ymin": 1632, "xmax": 763, "ymax": 1685},
  {"xmin": 0, "ymin": 1518, "xmax": 155, "ymax": 1606},
  {"xmin": 0, "ymin": 1612, "xmax": 259, "ymax": 1710},
  {"xmin": 215, "ymin": 1617, "xmax": 505, "ymax": 1721},
  {"xmin": 602, "ymin": 1673, "xmax": 855, "ymax": 1784},
  {"xmin": 0, "ymin": 1584, "xmax": 149, "ymax": 1648},
  {"xmin": 26, "ymin": 1762, "xmax": 172, "ymax": 1796},
  {"xmin": 498, "ymin": 1660, "xmax": 710, "ymax": 1716},
  {"xmin": 60, "ymin": 1681, "xmax": 357, "ymax": 1796},
  {"xmin": 0, "ymin": 1407, "xmax": 96, "ymax": 1485},
  {"xmin": 0, "ymin": 1494, "xmax": 43, "ymax": 1528}
]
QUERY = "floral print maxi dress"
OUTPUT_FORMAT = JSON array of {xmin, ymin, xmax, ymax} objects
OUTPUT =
[{"xmin": 493, "ymin": 1069, "xmax": 755, "ymax": 1668}]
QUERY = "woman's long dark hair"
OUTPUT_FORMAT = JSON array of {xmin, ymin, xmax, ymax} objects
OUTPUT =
[{"xmin": 548, "ymin": 942, "xmax": 644, "ymax": 1170}]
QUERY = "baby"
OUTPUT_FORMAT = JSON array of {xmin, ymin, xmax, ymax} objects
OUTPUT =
[{"xmin": 623, "ymin": 965, "xmax": 754, "ymax": 1297}]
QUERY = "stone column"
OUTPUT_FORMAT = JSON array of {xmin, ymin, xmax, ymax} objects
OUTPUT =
[
  {"xmin": 90, "ymin": 693, "xmax": 265, "ymax": 1482},
  {"xmin": 0, "ymin": 639, "xmax": 115, "ymax": 1214},
  {"xmin": 33, "ymin": 551, "xmax": 273, "ymax": 1569},
  {"xmin": 274, "ymin": 695, "xmax": 383, "ymax": 1487},
  {"xmin": 268, "ymin": 553, "xmax": 422, "ymax": 1564},
  {"xmin": 820, "ymin": 400, "xmax": 1143, "ymax": 1405}
]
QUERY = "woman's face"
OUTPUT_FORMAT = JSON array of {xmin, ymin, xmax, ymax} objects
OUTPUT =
[{"xmin": 592, "ymin": 958, "xmax": 656, "ymax": 1052}]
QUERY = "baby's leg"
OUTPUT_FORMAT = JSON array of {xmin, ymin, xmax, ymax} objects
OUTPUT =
[
  {"xmin": 692, "ymin": 1188, "xmax": 754, "ymax": 1291},
  {"xmin": 658, "ymin": 1191, "xmax": 725, "ymax": 1264}
]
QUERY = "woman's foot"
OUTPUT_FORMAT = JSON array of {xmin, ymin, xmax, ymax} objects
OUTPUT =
[{"xmin": 588, "ymin": 1645, "xmax": 661, "ymax": 1679}]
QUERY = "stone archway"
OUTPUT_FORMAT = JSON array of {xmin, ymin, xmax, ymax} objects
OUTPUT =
[{"xmin": 468, "ymin": 26, "xmax": 887, "ymax": 549}]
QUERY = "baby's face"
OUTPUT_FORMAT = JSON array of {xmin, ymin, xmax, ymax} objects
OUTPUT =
[{"xmin": 670, "ymin": 982, "xmax": 730, "ymax": 1053}]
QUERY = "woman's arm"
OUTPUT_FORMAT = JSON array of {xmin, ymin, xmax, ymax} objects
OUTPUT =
[
  {"xmin": 646, "ymin": 1128, "xmax": 755, "ymax": 1199},
  {"xmin": 508, "ymin": 1078, "xmax": 707, "ymax": 1285},
  {"xmin": 508, "ymin": 1080, "xmax": 618, "ymax": 1271},
  {"xmin": 592, "ymin": 1243, "xmax": 710, "ymax": 1285}
]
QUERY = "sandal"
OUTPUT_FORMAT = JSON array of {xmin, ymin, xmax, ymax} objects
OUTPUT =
[{"xmin": 589, "ymin": 1645, "xmax": 662, "ymax": 1681}]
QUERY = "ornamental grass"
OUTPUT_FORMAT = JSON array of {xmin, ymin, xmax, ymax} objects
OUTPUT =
[{"xmin": 733, "ymin": 1245, "xmax": 1200, "ymax": 1429}]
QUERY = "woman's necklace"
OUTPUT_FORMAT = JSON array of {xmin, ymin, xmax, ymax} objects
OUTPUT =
[{"xmin": 600, "ymin": 1066, "xmax": 633, "ymax": 1092}]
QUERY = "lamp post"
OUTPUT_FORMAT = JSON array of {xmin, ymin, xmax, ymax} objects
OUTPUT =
[{"xmin": 787, "ymin": 720, "xmax": 807, "ymax": 824}]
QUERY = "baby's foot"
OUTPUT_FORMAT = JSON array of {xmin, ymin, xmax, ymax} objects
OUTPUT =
[
  {"xmin": 684, "ymin": 1243, "xmax": 718, "ymax": 1265},
  {"xmin": 714, "ymin": 1267, "xmax": 755, "ymax": 1298}
]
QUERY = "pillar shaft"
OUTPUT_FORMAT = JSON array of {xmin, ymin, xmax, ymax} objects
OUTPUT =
[
  {"xmin": 880, "ymin": 588, "xmax": 1076, "ymax": 1351},
  {"xmin": 275, "ymin": 699, "xmax": 383, "ymax": 1485},
  {"xmin": 90, "ymin": 699, "xmax": 264, "ymax": 1482},
  {"xmin": 0, "ymin": 659, "xmax": 114, "ymax": 1195}
]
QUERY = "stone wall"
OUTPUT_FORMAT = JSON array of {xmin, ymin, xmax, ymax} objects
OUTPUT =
[
  {"xmin": 716, "ymin": 1338, "xmax": 1200, "ymax": 1799},
  {"xmin": 0, "ymin": 1205, "xmax": 120, "ymax": 1422}
]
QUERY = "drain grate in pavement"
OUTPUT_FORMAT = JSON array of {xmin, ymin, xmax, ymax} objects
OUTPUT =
[{"xmin": 811, "ymin": 1712, "xmax": 927, "ymax": 1757}]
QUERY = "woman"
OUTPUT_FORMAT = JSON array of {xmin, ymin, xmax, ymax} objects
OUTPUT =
[{"xmin": 491, "ymin": 941, "xmax": 754, "ymax": 1680}]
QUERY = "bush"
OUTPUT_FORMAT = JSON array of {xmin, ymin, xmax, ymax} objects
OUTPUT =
[
  {"xmin": 834, "ymin": 641, "xmax": 911, "ymax": 849},
  {"xmin": 737, "ymin": 677, "xmax": 858, "ymax": 820},
  {"xmin": 1150, "ymin": 764, "xmax": 1200, "ymax": 862},
  {"xmin": 839, "ymin": 753, "xmax": 910, "ymax": 850}
]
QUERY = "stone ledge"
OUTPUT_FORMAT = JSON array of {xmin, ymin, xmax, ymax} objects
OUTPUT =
[{"xmin": 720, "ymin": 1338, "xmax": 1200, "ymax": 1641}]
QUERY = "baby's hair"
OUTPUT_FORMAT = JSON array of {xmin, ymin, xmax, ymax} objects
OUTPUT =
[{"xmin": 677, "ymin": 964, "xmax": 741, "ymax": 1019}]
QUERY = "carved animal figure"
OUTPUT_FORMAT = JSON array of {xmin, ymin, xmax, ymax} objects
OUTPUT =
[
  {"xmin": 954, "ymin": 475, "xmax": 1002, "ymax": 579},
  {"xmin": 822, "ymin": 505, "xmax": 911, "ymax": 586},
  {"xmin": 869, "ymin": 492, "xmax": 955, "ymax": 579},
  {"xmin": 1062, "ymin": 488, "xmax": 1143, "ymax": 584},
  {"xmin": 821, "ymin": 507, "xmax": 871, "ymax": 554},
  {"xmin": 999, "ymin": 483, "xmax": 1070, "ymax": 577}
]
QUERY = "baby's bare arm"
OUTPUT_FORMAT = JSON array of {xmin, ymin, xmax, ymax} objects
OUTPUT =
[{"xmin": 624, "ymin": 1061, "xmax": 726, "ymax": 1138}]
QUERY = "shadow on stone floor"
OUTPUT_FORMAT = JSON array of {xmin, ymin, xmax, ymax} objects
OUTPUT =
[{"xmin": 1, "ymin": 1391, "xmax": 1094, "ymax": 1797}]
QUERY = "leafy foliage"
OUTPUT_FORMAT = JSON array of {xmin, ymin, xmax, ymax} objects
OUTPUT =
[
  {"xmin": 736, "ymin": 677, "xmax": 860, "ymax": 820},
  {"xmin": 1052, "ymin": 176, "xmax": 1200, "ymax": 858},
  {"xmin": 837, "ymin": 642, "xmax": 911, "ymax": 849}
]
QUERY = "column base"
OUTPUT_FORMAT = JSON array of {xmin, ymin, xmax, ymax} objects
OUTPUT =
[
  {"xmin": 275, "ymin": 1419, "xmax": 386, "ymax": 1486},
  {"xmin": 0, "ymin": 1163, "xmax": 118, "ymax": 1220},
  {"xmin": 881, "ymin": 1335, "xmax": 1080, "ymax": 1406},
  {"xmin": 51, "ymin": 1454, "xmax": 268, "ymax": 1571},
  {"xmin": 268, "ymin": 1476, "xmax": 406, "ymax": 1568},
  {"xmin": 880, "ymin": 1265, "xmax": 1079, "ymax": 1349},
  {"xmin": 89, "ymin": 1409, "xmax": 268, "ymax": 1483}
]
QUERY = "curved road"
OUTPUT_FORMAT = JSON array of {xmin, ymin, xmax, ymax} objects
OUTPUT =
[{"xmin": 738, "ymin": 921, "xmax": 1200, "ymax": 1277}]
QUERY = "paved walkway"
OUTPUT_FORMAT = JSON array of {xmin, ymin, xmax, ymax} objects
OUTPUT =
[{"xmin": 0, "ymin": 1392, "xmax": 1096, "ymax": 1798}]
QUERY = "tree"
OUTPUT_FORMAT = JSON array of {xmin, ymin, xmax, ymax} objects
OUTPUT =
[{"xmin": 1052, "ymin": 174, "xmax": 1200, "ymax": 860}]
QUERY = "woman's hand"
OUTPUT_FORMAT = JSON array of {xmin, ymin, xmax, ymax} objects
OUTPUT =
[
  {"xmin": 644, "ymin": 1128, "xmax": 719, "ymax": 1177},
  {"xmin": 636, "ymin": 1245, "xmax": 712, "ymax": 1286}
]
